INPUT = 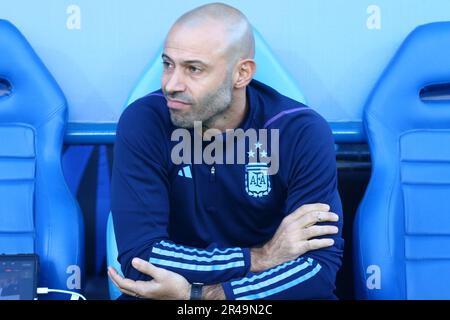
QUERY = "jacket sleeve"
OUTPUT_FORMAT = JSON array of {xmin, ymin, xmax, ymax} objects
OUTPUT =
[
  {"xmin": 222, "ymin": 114, "xmax": 343, "ymax": 300},
  {"xmin": 110, "ymin": 100, "xmax": 250, "ymax": 284}
]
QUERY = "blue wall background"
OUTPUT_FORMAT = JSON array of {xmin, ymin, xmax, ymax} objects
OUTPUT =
[{"xmin": 2, "ymin": 0, "xmax": 450, "ymax": 123}]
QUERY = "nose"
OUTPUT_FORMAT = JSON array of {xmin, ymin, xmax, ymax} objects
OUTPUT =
[{"xmin": 163, "ymin": 68, "xmax": 186, "ymax": 94}]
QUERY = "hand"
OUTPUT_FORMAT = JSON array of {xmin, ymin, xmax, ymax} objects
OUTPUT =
[
  {"xmin": 251, "ymin": 203, "xmax": 339, "ymax": 272},
  {"xmin": 108, "ymin": 257, "xmax": 191, "ymax": 300}
]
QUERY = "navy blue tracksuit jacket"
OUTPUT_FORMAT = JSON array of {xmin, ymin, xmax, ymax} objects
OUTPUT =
[{"xmin": 111, "ymin": 80, "xmax": 343, "ymax": 300}]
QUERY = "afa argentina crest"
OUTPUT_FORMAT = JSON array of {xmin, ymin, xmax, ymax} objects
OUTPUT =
[{"xmin": 245, "ymin": 162, "xmax": 271, "ymax": 198}]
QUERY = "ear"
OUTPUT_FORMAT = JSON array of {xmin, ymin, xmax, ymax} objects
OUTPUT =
[{"xmin": 234, "ymin": 59, "xmax": 256, "ymax": 89}]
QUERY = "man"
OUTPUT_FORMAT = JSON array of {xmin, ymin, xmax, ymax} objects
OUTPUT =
[{"xmin": 109, "ymin": 2, "xmax": 343, "ymax": 300}]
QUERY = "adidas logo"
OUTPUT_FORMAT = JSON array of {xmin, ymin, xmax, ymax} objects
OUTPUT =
[{"xmin": 178, "ymin": 165, "xmax": 192, "ymax": 179}]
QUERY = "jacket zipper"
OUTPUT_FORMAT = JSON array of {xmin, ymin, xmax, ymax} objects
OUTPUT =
[{"xmin": 210, "ymin": 166, "xmax": 216, "ymax": 182}]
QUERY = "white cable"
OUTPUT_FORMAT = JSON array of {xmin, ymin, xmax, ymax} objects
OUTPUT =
[{"xmin": 36, "ymin": 287, "xmax": 87, "ymax": 300}]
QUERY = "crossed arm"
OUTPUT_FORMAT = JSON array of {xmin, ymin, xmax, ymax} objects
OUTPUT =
[{"xmin": 108, "ymin": 203, "xmax": 340, "ymax": 300}]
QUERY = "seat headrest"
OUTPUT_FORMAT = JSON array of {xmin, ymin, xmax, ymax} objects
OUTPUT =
[
  {"xmin": 366, "ymin": 22, "xmax": 450, "ymax": 132},
  {"xmin": 125, "ymin": 27, "xmax": 306, "ymax": 107},
  {"xmin": 0, "ymin": 19, "xmax": 66, "ymax": 126}
]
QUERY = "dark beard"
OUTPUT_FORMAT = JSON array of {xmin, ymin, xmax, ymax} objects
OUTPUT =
[{"xmin": 169, "ymin": 74, "xmax": 233, "ymax": 128}]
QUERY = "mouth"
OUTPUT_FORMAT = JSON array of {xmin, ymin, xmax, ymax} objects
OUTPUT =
[{"xmin": 167, "ymin": 99, "xmax": 192, "ymax": 111}]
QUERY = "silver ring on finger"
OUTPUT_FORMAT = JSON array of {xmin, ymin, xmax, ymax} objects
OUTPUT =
[{"xmin": 317, "ymin": 212, "xmax": 322, "ymax": 222}]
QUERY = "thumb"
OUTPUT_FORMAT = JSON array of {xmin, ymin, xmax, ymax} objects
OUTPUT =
[{"xmin": 132, "ymin": 258, "xmax": 163, "ymax": 279}]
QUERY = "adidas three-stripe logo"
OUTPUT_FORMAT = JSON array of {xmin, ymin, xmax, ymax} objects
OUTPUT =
[{"xmin": 178, "ymin": 165, "xmax": 192, "ymax": 178}]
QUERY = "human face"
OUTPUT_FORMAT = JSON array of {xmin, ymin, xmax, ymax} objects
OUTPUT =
[{"xmin": 161, "ymin": 24, "xmax": 235, "ymax": 128}]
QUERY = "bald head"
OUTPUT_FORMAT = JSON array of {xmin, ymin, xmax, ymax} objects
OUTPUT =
[
  {"xmin": 162, "ymin": 3, "xmax": 257, "ymax": 130},
  {"xmin": 167, "ymin": 3, "xmax": 255, "ymax": 63}
]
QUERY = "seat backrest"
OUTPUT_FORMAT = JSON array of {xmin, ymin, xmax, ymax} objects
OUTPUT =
[
  {"xmin": 0, "ymin": 20, "xmax": 84, "ymax": 298},
  {"xmin": 353, "ymin": 22, "xmax": 450, "ymax": 299},
  {"xmin": 107, "ymin": 27, "xmax": 307, "ymax": 299}
]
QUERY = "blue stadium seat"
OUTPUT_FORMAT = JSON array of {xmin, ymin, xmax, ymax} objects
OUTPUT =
[
  {"xmin": 106, "ymin": 28, "xmax": 307, "ymax": 299},
  {"xmin": 0, "ymin": 20, "xmax": 85, "ymax": 299},
  {"xmin": 353, "ymin": 22, "xmax": 450, "ymax": 299}
]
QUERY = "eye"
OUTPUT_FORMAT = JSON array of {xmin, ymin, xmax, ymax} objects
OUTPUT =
[
  {"xmin": 162, "ymin": 61, "xmax": 174, "ymax": 70},
  {"xmin": 188, "ymin": 66, "xmax": 202, "ymax": 74}
]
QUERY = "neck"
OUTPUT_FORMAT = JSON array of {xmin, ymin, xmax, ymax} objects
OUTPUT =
[{"xmin": 203, "ymin": 87, "xmax": 248, "ymax": 133}]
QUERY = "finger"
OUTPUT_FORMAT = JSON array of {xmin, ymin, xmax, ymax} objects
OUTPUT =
[
  {"xmin": 286, "ymin": 203, "xmax": 331, "ymax": 222},
  {"xmin": 117, "ymin": 284, "xmax": 139, "ymax": 298},
  {"xmin": 298, "ymin": 211, "xmax": 339, "ymax": 228},
  {"xmin": 107, "ymin": 266, "xmax": 139, "ymax": 293},
  {"xmin": 108, "ymin": 268, "xmax": 139, "ymax": 297},
  {"xmin": 132, "ymin": 258, "xmax": 164, "ymax": 280},
  {"xmin": 107, "ymin": 268, "xmax": 121, "ymax": 288},
  {"xmin": 305, "ymin": 238, "xmax": 335, "ymax": 251},
  {"xmin": 121, "ymin": 287, "xmax": 140, "ymax": 298},
  {"xmin": 302, "ymin": 225, "xmax": 339, "ymax": 240},
  {"xmin": 108, "ymin": 267, "xmax": 127, "ymax": 291},
  {"xmin": 107, "ymin": 266, "xmax": 122, "ymax": 286}
]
